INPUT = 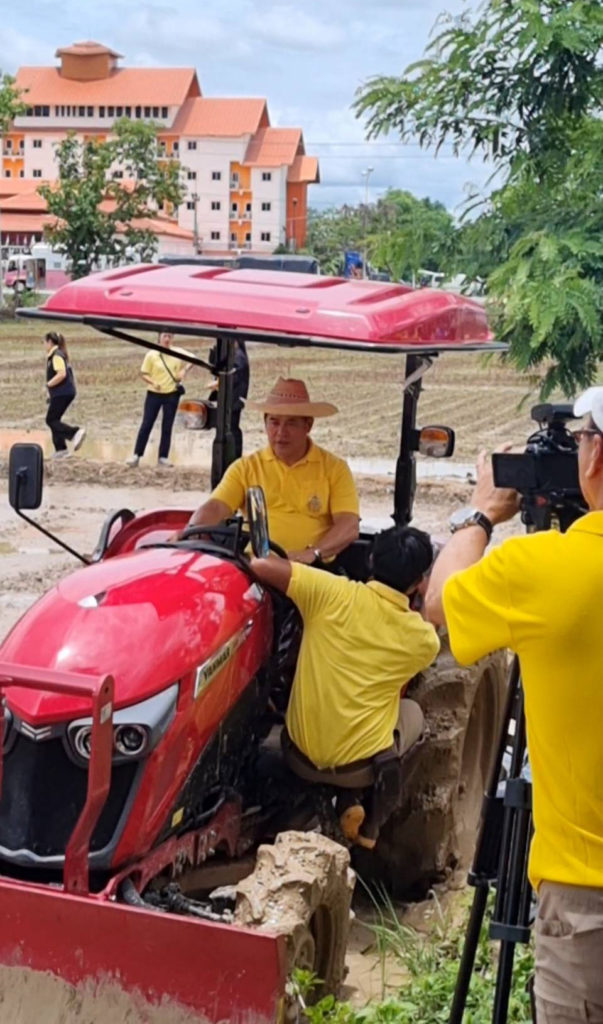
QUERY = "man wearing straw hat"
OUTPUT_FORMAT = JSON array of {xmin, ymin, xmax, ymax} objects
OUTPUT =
[{"xmin": 186, "ymin": 377, "xmax": 360, "ymax": 563}]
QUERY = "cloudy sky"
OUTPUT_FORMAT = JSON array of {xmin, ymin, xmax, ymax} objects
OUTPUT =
[{"xmin": 3, "ymin": 0, "xmax": 493, "ymax": 214}]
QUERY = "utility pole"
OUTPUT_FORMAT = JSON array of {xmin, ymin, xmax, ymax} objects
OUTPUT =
[{"xmin": 360, "ymin": 166, "xmax": 374, "ymax": 279}]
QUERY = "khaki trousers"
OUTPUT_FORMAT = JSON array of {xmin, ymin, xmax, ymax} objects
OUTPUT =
[{"xmin": 535, "ymin": 882, "xmax": 603, "ymax": 1023}]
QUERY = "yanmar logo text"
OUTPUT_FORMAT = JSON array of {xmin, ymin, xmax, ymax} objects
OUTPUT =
[{"xmin": 193, "ymin": 621, "xmax": 253, "ymax": 699}]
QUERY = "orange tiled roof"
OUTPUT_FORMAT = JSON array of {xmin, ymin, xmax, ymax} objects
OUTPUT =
[
  {"xmin": 1, "ymin": 208, "xmax": 192, "ymax": 241},
  {"xmin": 288, "ymin": 155, "xmax": 320, "ymax": 184},
  {"xmin": 0, "ymin": 191, "xmax": 48, "ymax": 212},
  {"xmin": 171, "ymin": 97, "xmax": 269, "ymax": 137},
  {"xmin": 0, "ymin": 179, "xmax": 50, "ymax": 197},
  {"xmin": 244, "ymin": 127, "xmax": 303, "ymax": 168},
  {"xmin": 15, "ymin": 67, "xmax": 201, "ymax": 106},
  {"xmin": 56, "ymin": 41, "xmax": 123, "ymax": 58},
  {"xmin": 0, "ymin": 212, "xmax": 52, "ymax": 232}
]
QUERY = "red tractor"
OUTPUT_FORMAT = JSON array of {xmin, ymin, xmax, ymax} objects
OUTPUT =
[{"xmin": 0, "ymin": 266, "xmax": 506, "ymax": 1022}]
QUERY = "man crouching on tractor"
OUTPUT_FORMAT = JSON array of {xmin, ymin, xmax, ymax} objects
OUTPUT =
[
  {"xmin": 182, "ymin": 377, "xmax": 360, "ymax": 564},
  {"xmin": 251, "ymin": 526, "xmax": 440, "ymax": 848}
]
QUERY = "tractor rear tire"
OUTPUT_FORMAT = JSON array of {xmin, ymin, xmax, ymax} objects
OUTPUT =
[
  {"xmin": 358, "ymin": 643, "xmax": 508, "ymax": 897},
  {"xmin": 234, "ymin": 830, "xmax": 354, "ymax": 998}
]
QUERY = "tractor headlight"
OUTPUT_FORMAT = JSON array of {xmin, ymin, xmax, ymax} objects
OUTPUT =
[
  {"xmin": 73, "ymin": 724, "xmax": 93, "ymax": 760},
  {"xmin": 65, "ymin": 682, "xmax": 178, "ymax": 766},
  {"xmin": 114, "ymin": 723, "xmax": 148, "ymax": 757}
]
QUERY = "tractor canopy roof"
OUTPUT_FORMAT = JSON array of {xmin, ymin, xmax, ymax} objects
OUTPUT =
[{"xmin": 19, "ymin": 264, "xmax": 504, "ymax": 355}]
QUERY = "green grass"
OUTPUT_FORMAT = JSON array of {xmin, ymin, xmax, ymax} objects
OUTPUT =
[{"xmin": 292, "ymin": 893, "xmax": 534, "ymax": 1023}]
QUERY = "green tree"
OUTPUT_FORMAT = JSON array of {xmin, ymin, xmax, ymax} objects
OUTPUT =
[
  {"xmin": 307, "ymin": 191, "xmax": 454, "ymax": 280},
  {"xmin": 39, "ymin": 119, "xmax": 185, "ymax": 278},
  {"xmin": 354, "ymin": 0, "xmax": 603, "ymax": 394},
  {"xmin": 0, "ymin": 73, "xmax": 26, "ymax": 132}
]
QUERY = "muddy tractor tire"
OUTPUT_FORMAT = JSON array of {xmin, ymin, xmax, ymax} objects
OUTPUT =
[
  {"xmin": 361, "ymin": 642, "xmax": 508, "ymax": 898},
  {"xmin": 234, "ymin": 830, "xmax": 355, "ymax": 998}
]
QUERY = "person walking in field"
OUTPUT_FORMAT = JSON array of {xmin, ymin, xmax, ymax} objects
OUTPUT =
[
  {"xmin": 126, "ymin": 332, "xmax": 193, "ymax": 468},
  {"xmin": 44, "ymin": 331, "xmax": 86, "ymax": 458}
]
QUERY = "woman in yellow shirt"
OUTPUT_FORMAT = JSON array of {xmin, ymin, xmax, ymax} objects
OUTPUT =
[{"xmin": 126, "ymin": 333, "xmax": 192, "ymax": 468}]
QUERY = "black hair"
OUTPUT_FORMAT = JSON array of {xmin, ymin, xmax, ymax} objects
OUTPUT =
[
  {"xmin": 369, "ymin": 525, "xmax": 434, "ymax": 595},
  {"xmin": 45, "ymin": 331, "xmax": 69, "ymax": 360}
]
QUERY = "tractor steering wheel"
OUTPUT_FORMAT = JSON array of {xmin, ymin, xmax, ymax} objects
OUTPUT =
[{"xmin": 246, "ymin": 487, "xmax": 288, "ymax": 560}]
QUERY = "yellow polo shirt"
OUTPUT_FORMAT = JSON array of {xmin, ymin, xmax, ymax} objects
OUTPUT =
[
  {"xmin": 211, "ymin": 443, "xmax": 359, "ymax": 553},
  {"xmin": 285, "ymin": 564, "xmax": 440, "ymax": 768},
  {"xmin": 443, "ymin": 511, "xmax": 603, "ymax": 891},
  {"xmin": 140, "ymin": 348, "xmax": 192, "ymax": 394}
]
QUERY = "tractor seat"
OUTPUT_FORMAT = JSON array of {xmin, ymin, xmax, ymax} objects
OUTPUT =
[{"xmin": 281, "ymin": 699, "xmax": 425, "ymax": 789}]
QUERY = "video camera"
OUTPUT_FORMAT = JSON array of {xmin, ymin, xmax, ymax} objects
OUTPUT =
[{"xmin": 492, "ymin": 403, "xmax": 586, "ymax": 532}]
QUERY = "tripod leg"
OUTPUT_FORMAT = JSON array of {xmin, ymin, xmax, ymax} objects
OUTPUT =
[{"xmin": 449, "ymin": 883, "xmax": 489, "ymax": 1024}]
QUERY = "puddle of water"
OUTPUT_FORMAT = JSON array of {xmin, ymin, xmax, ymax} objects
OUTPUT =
[
  {"xmin": 348, "ymin": 456, "xmax": 475, "ymax": 481},
  {"xmin": 0, "ymin": 427, "xmax": 474, "ymax": 479}
]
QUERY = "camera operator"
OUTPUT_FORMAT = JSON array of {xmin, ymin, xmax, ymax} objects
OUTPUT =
[{"xmin": 425, "ymin": 387, "xmax": 603, "ymax": 1023}]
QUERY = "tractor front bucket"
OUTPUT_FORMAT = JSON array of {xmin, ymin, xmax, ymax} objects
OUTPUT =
[
  {"xmin": 0, "ymin": 663, "xmax": 287, "ymax": 1023},
  {"xmin": 0, "ymin": 877, "xmax": 287, "ymax": 1023}
]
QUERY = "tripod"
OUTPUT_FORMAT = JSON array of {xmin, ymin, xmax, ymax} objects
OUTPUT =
[{"xmin": 448, "ymin": 654, "xmax": 534, "ymax": 1024}]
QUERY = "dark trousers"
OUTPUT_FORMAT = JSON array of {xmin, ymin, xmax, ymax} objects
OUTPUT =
[
  {"xmin": 46, "ymin": 394, "xmax": 77, "ymax": 452},
  {"xmin": 134, "ymin": 390, "xmax": 180, "ymax": 459},
  {"xmin": 232, "ymin": 410, "xmax": 243, "ymax": 459}
]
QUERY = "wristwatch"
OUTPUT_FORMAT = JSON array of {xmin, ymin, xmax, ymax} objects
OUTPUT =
[{"xmin": 449, "ymin": 507, "xmax": 493, "ymax": 542}]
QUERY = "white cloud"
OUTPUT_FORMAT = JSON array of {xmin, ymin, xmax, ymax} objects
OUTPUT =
[{"xmin": 250, "ymin": 6, "xmax": 344, "ymax": 51}]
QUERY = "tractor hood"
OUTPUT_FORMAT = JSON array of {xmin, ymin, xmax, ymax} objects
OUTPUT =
[{"xmin": 0, "ymin": 547, "xmax": 266, "ymax": 723}]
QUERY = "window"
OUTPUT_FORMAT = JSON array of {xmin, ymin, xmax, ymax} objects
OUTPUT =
[
  {"xmin": 33, "ymin": 105, "xmax": 50, "ymax": 116},
  {"xmin": 211, "ymin": 200, "xmax": 221, "ymax": 210},
  {"xmin": 125, "ymin": 106, "xmax": 131, "ymax": 117},
  {"xmin": 108, "ymin": 106, "xmax": 115, "ymax": 117},
  {"xmin": 187, "ymin": 170, "xmax": 197, "ymax": 180},
  {"xmin": 161, "ymin": 106, "xmax": 168, "ymax": 118},
  {"xmin": 245, "ymin": 232, "xmax": 251, "ymax": 242},
  {"xmin": 261, "ymin": 201, "xmax": 271, "ymax": 211},
  {"xmin": 87, "ymin": 106, "xmax": 94, "ymax": 117},
  {"xmin": 99, "ymin": 105, "xmax": 106, "ymax": 118},
  {"xmin": 262, "ymin": 171, "xmax": 272, "ymax": 181},
  {"xmin": 113, "ymin": 170, "xmax": 124, "ymax": 179},
  {"xmin": 211, "ymin": 170, "xmax": 221, "ymax": 181},
  {"xmin": 144, "ymin": 106, "xmax": 151, "ymax": 117},
  {"xmin": 186, "ymin": 201, "xmax": 195, "ymax": 210},
  {"xmin": 135, "ymin": 106, "xmax": 142, "ymax": 119},
  {"xmin": 230, "ymin": 232, "xmax": 237, "ymax": 242},
  {"xmin": 116, "ymin": 106, "xmax": 123, "ymax": 117},
  {"xmin": 32, "ymin": 169, "xmax": 42, "ymax": 178},
  {"xmin": 172, "ymin": 141, "xmax": 179, "ymax": 151},
  {"xmin": 4, "ymin": 170, "xmax": 11, "ymax": 178},
  {"xmin": 54, "ymin": 106, "xmax": 59, "ymax": 116},
  {"xmin": 210, "ymin": 231, "xmax": 220, "ymax": 240},
  {"xmin": 260, "ymin": 232, "xmax": 271, "ymax": 242},
  {"xmin": 245, "ymin": 203, "xmax": 252, "ymax": 214},
  {"xmin": 78, "ymin": 106, "xmax": 85, "ymax": 117},
  {"xmin": 231, "ymin": 204, "xmax": 238, "ymax": 217},
  {"xmin": 4, "ymin": 139, "xmax": 11, "ymax": 149},
  {"xmin": 19, "ymin": 169, "xmax": 24, "ymax": 178},
  {"xmin": 33, "ymin": 139, "xmax": 42, "ymax": 149},
  {"xmin": 152, "ymin": 106, "xmax": 159, "ymax": 118},
  {"xmin": 187, "ymin": 141, "xmax": 197, "ymax": 150}
]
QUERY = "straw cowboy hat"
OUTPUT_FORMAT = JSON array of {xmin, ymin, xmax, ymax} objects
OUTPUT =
[{"xmin": 248, "ymin": 377, "xmax": 338, "ymax": 418}]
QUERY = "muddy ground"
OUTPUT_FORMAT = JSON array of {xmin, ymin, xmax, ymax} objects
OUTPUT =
[{"xmin": 0, "ymin": 320, "xmax": 533, "ymax": 1010}]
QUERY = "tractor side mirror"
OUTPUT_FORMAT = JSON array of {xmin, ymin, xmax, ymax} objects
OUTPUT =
[
  {"xmin": 8, "ymin": 443, "xmax": 44, "ymax": 510},
  {"xmin": 246, "ymin": 486, "xmax": 270, "ymax": 559},
  {"xmin": 416, "ymin": 425, "xmax": 455, "ymax": 458}
]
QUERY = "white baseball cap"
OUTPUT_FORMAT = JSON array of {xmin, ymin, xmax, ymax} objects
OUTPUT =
[{"xmin": 573, "ymin": 387, "xmax": 603, "ymax": 431}]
